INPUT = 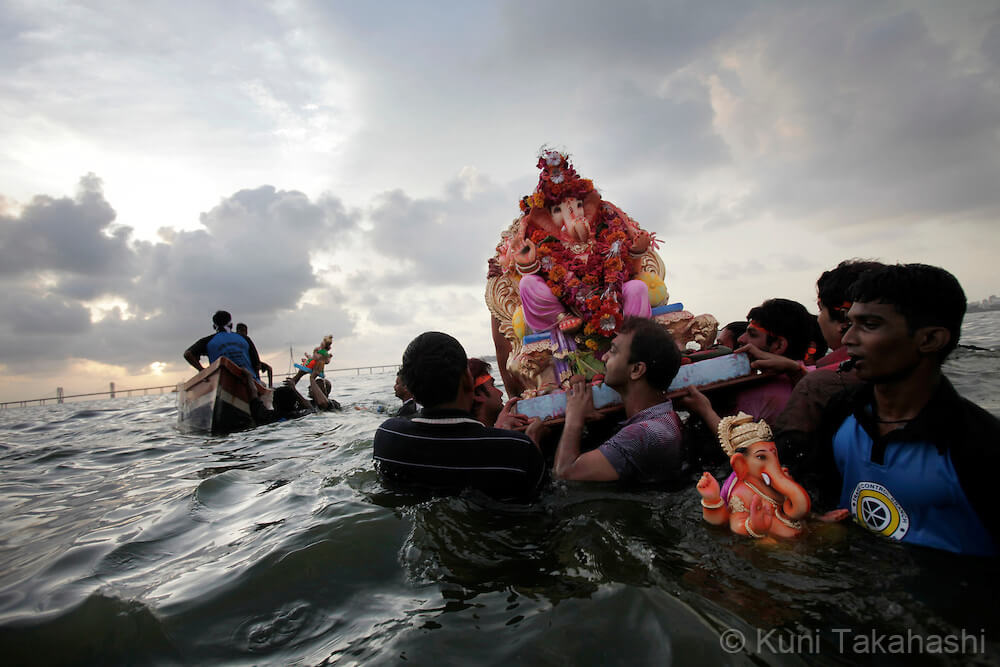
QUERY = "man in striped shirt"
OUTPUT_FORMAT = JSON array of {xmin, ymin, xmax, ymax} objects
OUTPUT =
[{"xmin": 373, "ymin": 332, "xmax": 545, "ymax": 500}]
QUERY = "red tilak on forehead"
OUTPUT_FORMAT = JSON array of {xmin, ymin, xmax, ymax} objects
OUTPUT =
[
  {"xmin": 474, "ymin": 374, "xmax": 493, "ymax": 388},
  {"xmin": 748, "ymin": 320, "xmax": 776, "ymax": 339}
]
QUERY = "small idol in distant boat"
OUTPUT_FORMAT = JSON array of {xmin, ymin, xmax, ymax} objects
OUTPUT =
[{"xmin": 291, "ymin": 334, "xmax": 334, "ymax": 384}]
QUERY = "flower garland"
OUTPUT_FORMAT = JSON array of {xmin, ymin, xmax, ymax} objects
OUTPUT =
[
  {"xmin": 519, "ymin": 150, "xmax": 595, "ymax": 213},
  {"xmin": 527, "ymin": 204, "xmax": 634, "ymax": 343}
]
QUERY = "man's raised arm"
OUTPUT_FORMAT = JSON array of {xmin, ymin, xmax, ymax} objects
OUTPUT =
[{"xmin": 552, "ymin": 376, "xmax": 619, "ymax": 481}]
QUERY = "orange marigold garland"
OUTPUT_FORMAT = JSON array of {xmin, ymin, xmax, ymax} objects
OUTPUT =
[
  {"xmin": 526, "ymin": 203, "xmax": 634, "ymax": 348},
  {"xmin": 507, "ymin": 149, "xmax": 655, "ymax": 375}
]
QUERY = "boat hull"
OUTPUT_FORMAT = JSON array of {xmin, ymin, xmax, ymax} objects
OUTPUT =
[{"xmin": 177, "ymin": 357, "xmax": 271, "ymax": 434}]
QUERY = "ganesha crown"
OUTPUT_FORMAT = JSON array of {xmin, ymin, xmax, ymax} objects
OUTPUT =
[{"xmin": 718, "ymin": 411, "xmax": 773, "ymax": 456}]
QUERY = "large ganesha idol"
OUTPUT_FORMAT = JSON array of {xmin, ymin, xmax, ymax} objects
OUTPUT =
[{"xmin": 486, "ymin": 150, "xmax": 718, "ymax": 397}]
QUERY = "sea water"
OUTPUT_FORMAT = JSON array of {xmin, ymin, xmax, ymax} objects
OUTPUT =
[{"xmin": 1, "ymin": 312, "xmax": 999, "ymax": 666}]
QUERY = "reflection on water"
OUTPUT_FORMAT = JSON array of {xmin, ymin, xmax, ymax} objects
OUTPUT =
[{"xmin": 0, "ymin": 312, "xmax": 999, "ymax": 665}]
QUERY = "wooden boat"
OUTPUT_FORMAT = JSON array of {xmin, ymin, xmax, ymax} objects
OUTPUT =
[{"xmin": 176, "ymin": 357, "xmax": 272, "ymax": 434}]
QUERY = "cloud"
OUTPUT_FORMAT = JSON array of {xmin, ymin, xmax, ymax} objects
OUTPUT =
[
  {"xmin": 366, "ymin": 168, "xmax": 515, "ymax": 286},
  {"xmin": 984, "ymin": 21, "xmax": 1000, "ymax": 67},
  {"xmin": 309, "ymin": 1, "xmax": 999, "ymax": 244},
  {"xmin": 0, "ymin": 179, "xmax": 362, "ymax": 374},
  {"xmin": 716, "ymin": 5, "xmax": 1000, "ymax": 225},
  {"xmin": 0, "ymin": 174, "xmax": 134, "ymax": 290},
  {"xmin": 366, "ymin": 295, "xmax": 417, "ymax": 328},
  {"xmin": 126, "ymin": 185, "xmax": 361, "ymax": 324},
  {"xmin": 2, "ymin": 1, "xmax": 1000, "ymax": 400},
  {"xmin": 2, "ymin": 290, "xmax": 91, "ymax": 337},
  {"xmin": 496, "ymin": 0, "xmax": 753, "ymax": 77},
  {"xmin": 575, "ymin": 74, "xmax": 730, "ymax": 174}
]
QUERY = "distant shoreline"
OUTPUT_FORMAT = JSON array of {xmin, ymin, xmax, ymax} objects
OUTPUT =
[{"xmin": 968, "ymin": 303, "xmax": 1000, "ymax": 313}]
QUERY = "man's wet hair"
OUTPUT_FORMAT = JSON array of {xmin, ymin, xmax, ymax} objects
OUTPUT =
[
  {"xmin": 816, "ymin": 260, "xmax": 885, "ymax": 323},
  {"xmin": 618, "ymin": 317, "xmax": 682, "ymax": 391},
  {"xmin": 721, "ymin": 321, "xmax": 748, "ymax": 339},
  {"xmin": 849, "ymin": 263, "xmax": 965, "ymax": 359},
  {"xmin": 272, "ymin": 386, "xmax": 299, "ymax": 414},
  {"xmin": 468, "ymin": 358, "xmax": 492, "ymax": 396},
  {"xmin": 400, "ymin": 332, "xmax": 468, "ymax": 408},
  {"xmin": 746, "ymin": 298, "xmax": 813, "ymax": 361}
]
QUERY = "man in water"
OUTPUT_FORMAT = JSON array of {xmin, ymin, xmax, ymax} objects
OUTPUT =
[
  {"xmin": 247, "ymin": 374, "xmax": 339, "ymax": 425},
  {"xmin": 715, "ymin": 321, "xmax": 747, "ymax": 351},
  {"xmin": 468, "ymin": 358, "xmax": 530, "ymax": 430},
  {"xmin": 770, "ymin": 259, "xmax": 885, "ymax": 435},
  {"xmin": 392, "ymin": 372, "xmax": 418, "ymax": 417},
  {"xmin": 730, "ymin": 298, "xmax": 814, "ymax": 422},
  {"xmin": 813, "ymin": 260, "xmax": 886, "ymax": 369},
  {"xmin": 184, "ymin": 310, "xmax": 258, "ymax": 380},
  {"xmin": 799, "ymin": 263, "xmax": 998, "ymax": 556},
  {"xmin": 680, "ymin": 298, "xmax": 814, "ymax": 434},
  {"xmin": 308, "ymin": 375, "xmax": 341, "ymax": 411},
  {"xmin": 373, "ymin": 332, "xmax": 545, "ymax": 499},
  {"xmin": 701, "ymin": 264, "xmax": 887, "ymax": 436},
  {"xmin": 554, "ymin": 317, "xmax": 684, "ymax": 484}
]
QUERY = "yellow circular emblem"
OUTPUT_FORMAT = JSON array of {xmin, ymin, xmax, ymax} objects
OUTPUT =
[{"xmin": 851, "ymin": 482, "xmax": 909, "ymax": 540}]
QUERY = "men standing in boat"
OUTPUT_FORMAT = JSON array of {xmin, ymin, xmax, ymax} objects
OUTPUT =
[
  {"xmin": 553, "ymin": 317, "xmax": 685, "ymax": 484},
  {"xmin": 183, "ymin": 310, "xmax": 259, "ymax": 380},
  {"xmin": 236, "ymin": 322, "xmax": 273, "ymax": 385}
]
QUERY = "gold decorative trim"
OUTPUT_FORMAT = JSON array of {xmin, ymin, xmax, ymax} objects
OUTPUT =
[
  {"xmin": 745, "ymin": 517, "xmax": 765, "ymax": 538},
  {"xmin": 485, "ymin": 274, "xmax": 521, "ymax": 345},
  {"xmin": 718, "ymin": 412, "xmax": 774, "ymax": 456},
  {"xmin": 640, "ymin": 249, "xmax": 665, "ymax": 278}
]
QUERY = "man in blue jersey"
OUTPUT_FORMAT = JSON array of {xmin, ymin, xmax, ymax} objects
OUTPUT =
[
  {"xmin": 799, "ymin": 264, "xmax": 999, "ymax": 556},
  {"xmin": 373, "ymin": 331, "xmax": 545, "ymax": 500},
  {"xmin": 183, "ymin": 310, "xmax": 259, "ymax": 380}
]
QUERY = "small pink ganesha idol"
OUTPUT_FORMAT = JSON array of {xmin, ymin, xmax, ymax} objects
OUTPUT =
[{"xmin": 697, "ymin": 413, "xmax": 812, "ymax": 539}]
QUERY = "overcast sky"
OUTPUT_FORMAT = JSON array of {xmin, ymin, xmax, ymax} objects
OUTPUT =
[{"xmin": 2, "ymin": 0, "xmax": 999, "ymax": 402}]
